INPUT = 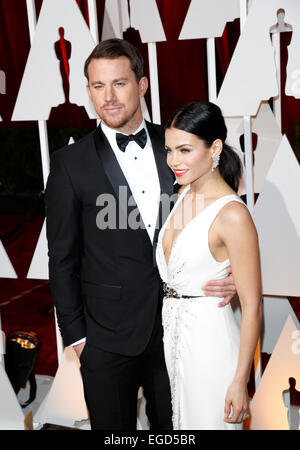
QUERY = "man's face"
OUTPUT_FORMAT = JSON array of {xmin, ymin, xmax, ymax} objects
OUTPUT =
[{"xmin": 86, "ymin": 56, "xmax": 148, "ymax": 134}]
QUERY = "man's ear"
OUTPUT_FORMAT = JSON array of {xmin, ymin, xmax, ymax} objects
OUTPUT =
[
  {"xmin": 86, "ymin": 83, "xmax": 92, "ymax": 100},
  {"xmin": 139, "ymin": 76, "xmax": 148, "ymax": 98}
]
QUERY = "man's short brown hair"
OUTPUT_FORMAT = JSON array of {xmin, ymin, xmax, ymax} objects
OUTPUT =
[{"xmin": 84, "ymin": 38, "xmax": 144, "ymax": 82}]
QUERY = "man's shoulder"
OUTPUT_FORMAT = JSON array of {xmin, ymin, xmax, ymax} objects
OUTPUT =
[
  {"xmin": 50, "ymin": 129, "xmax": 96, "ymax": 163},
  {"xmin": 145, "ymin": 120, "xmax": 165, "ymax": 137}
]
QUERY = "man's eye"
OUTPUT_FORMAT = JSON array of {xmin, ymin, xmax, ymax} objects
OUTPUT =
[
  {"xmin": 94, "ymin": 85, "xmax": 103, "ymax": 89},
  {"xmin": 115, "ymin": 82, "xmax": 125, "ymax": 87}
]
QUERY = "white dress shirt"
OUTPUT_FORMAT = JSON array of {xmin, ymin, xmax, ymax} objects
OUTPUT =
[
  {"xmin": 102, "ymin": 120, "xmax": 161, "ymax": 242},
  {"xmin": 70, "ymin": 120, "xmax": 161, "ymax": 348}
]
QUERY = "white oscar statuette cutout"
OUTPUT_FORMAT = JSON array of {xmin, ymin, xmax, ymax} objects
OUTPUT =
[
  {"xmin": 270, "ymin": 9, "xmax": 293, "ymax": 131},
  {"xmin": 101, "ymin": 0, "xmax": 130, "ymax": 40},
  {"xmin": 26, "ymin": 221, "xmax": 48, "ymax": 280},
  {"xmin": 261, "ymin": 297, "xmax": 300, "ymax": 354},
  {"xmin": 102, "ymin": 0, "xmax": 165, "ymax": 43},
  {"xmin": 102, "ymin": 0, "xmax": 166, "ymax": 124},
  {"xmin": 12, "ymin": 0, "xmax": 97, "ymax": 121},
  {"xmin": 250, "ymin": 316, "xmax": 300, "ymax": 430},
  {"xmin": 130, "ymin": 0, "xmax": 167, "ymax": 125},
  {"xmin": 87, "ymin": 0, "xmax": 99, "ymax": 45},
  {"xmin": 179, "ymin": 0, "xmax": 240, "ymax": 103},
  {"xmin": 226, "ymin": 101, "xmax": 282, "ymax": 197},
  {"xmin": 179, "ymin": 0, "xmax": 240, "ymax": 40},
  {"xmin": 34, "ymin": 347, "xmax": 90, "ymax": 429},
  {"xmin": 217, "ymin": 0, "xmax": 300, "ymax": 117},
  {"xmin": 253, "ymin": 135, "xmax": 300, "ymax": 297},
  {"xmin": 0, "ymin": 365, "xmax": 25, "ymax": 429},
  {"xmin": 0, "ymin": 313, "xmax": 24, "ymax": 429},
  {"xmin": 0, "ymin": 241, "xmax": 17, "ymax": 279}
]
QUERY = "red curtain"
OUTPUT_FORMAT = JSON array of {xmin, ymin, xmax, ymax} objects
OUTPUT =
[{"xmin": 0, "ymin": 0, "xmax": 31, "ymax": 123}]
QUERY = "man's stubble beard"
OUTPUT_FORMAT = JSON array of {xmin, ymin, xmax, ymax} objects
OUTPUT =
[{"xmin": 98, "ymin": 101, "xmax": 141, "ymax": 132}]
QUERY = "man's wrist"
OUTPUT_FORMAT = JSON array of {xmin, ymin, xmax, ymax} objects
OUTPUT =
[{"xmin": 68, "ymin": 337, "xmax": 86, "ymax": 347}]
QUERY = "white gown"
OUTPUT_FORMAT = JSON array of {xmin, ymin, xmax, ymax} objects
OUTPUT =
[{"xmin": 156, "ymin": 184, "xmax": 245, "ymax": 430}]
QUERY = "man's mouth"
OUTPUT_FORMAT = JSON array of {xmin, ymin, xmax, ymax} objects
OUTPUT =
[{"xmin": 103, "ymin": 105, "xmax": 122, "ymax": 114}]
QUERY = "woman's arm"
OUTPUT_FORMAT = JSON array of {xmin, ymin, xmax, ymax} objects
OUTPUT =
[{"xmin": 217, "ymin": 201, "xmax": 263, "ymax": 423}]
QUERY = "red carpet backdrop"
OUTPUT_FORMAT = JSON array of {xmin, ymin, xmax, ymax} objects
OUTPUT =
[{"xmin": 0, "ymin": 0, "xmax": 300, "ymax": 430}]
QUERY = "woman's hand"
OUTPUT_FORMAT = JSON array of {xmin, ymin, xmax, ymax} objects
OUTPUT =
[{"xmin": 224, "ymin": 380, "xmax": 249, "ymax": 424}]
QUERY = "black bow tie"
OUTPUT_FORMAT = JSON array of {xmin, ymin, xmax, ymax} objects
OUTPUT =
[{"xmin": 116, "ymin": 128, "xmax": 147, "ymax": 152}]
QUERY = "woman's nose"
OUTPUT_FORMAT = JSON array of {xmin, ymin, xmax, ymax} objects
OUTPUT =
[{"xmin": 168, "ymin": 151, "xmax": 181, "ymax": 168}]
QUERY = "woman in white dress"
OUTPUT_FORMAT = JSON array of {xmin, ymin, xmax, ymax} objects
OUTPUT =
[{"xmin": 156, "ymin": 101, "xmax": 262, "ymax": 430}]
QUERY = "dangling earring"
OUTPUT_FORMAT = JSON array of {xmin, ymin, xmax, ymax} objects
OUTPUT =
[{"xmin": 211, "ymin": 154, "xmax": 220, "ymax": 172}]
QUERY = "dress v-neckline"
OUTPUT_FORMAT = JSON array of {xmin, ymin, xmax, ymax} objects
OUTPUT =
[{"xmin": 161, "ymin": 185, "xmax": 236, "ymax": 269}]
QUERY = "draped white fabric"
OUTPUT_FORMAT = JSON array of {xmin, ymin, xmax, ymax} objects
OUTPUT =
[{"xmin": 156, "ymin": 185, "xmax": 245, "ymax": 430}]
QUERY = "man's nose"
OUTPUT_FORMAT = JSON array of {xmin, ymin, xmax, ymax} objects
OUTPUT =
[{"xmin": 104, "ymin": 85, "xmax": 116, "ymax": 102}]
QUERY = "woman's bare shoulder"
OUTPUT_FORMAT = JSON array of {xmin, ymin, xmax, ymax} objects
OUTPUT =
[{"xmin": 218, "ymin": 200, "xmax": 254, "ymax": 227}]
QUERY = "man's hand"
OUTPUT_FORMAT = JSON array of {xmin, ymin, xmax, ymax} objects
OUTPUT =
[
  {"xmin": 73, "ymin": 341, "xmax": 85, "ymax": 360},
  {"xmin": 202, "ymin": 266, "xmax": 237, "ymax": 307}
]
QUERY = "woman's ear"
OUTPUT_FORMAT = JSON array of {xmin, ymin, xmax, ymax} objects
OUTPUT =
[{"xmin": 211, "ymin": 139, "xmax": 223, "ymax": 157}]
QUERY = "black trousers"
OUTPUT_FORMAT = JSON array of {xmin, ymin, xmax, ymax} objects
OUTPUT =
[{"xmin": 80, "ymin": 313, "xmax": 173, "ymax": 430}]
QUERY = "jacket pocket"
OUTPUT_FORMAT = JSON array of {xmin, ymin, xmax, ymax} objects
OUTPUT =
[
  {"xmin": 82, "ymin": 281, "xmax": 121, "ymax": 300},
  {"xmin": 82, "ymin": 281, "xmax": 122, "ymax": 331}
]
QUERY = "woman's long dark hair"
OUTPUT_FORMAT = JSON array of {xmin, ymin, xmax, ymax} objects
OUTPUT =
[{"xmin": 166, "ymin": 101, "xmax": 242, "ymax": 192}]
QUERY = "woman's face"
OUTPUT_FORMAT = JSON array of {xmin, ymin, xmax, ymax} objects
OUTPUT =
[{"xmin": 165, "ymin": 127, "xmax": 220, "ymax": 185}]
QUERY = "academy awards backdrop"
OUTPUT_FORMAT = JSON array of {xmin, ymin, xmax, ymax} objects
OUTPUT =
[{"xmin": 0, "ymin": 0, "xmax": 300, "ymax": 431}]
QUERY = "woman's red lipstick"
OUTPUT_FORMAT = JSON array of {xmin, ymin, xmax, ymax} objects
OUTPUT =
[{"xmin": 173, "ymin": 169, "xmax": 188, "ymax": 177}]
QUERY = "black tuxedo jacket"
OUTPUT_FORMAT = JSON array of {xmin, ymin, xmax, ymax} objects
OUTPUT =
[{"xmin": 45, "ymin": 121, "xmax": 175, "ymax": 356}]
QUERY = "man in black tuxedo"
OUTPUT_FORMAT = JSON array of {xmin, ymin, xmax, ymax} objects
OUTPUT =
[{"xmin": 45, "ymin": 39, "xmax": 237, "ymax": 430}]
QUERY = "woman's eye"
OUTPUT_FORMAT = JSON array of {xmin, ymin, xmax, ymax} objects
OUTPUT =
[{"xmin": 181, "ymin": 148, "xmax": 190, "ymax": 153}]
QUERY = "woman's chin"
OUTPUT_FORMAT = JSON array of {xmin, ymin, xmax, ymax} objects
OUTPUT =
[
  {"xmin": 176, "ymin": 177, "xmax": 187, "ymax": 186},
  {"xmin": 176, "ymin": 176, "xmax": 191, "ymax": 185}
]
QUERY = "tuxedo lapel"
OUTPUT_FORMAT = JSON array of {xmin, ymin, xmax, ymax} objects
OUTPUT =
[
  {"xmin": 93, "ymin": 125, "xmax": 137, "ymax": 220},
  {"xmin": 93, "ymin": 125, "xmax": 154, "ymax": 256},
  {"xmin": 93, "ymin": 122, "xmax": 174, "ymax": 265},
  {"xmin": 146, "ymin": 121, "xmax": 175, "ymax": 265},
  {"xmin": 146, "ymin": 121, "xmax": 174, "ymax": 199}
]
